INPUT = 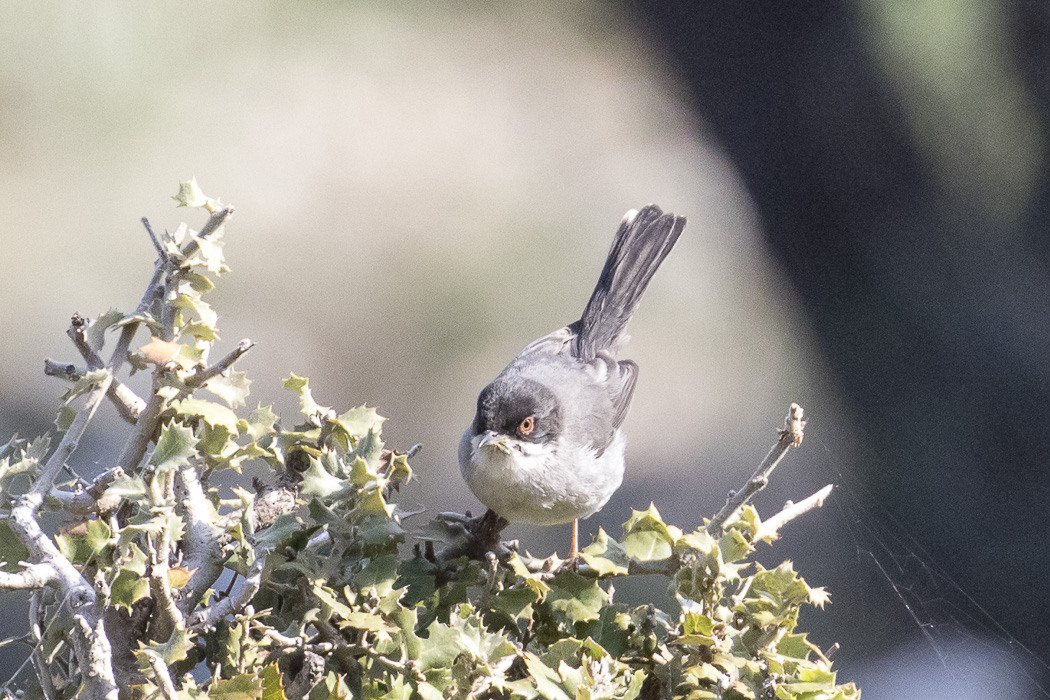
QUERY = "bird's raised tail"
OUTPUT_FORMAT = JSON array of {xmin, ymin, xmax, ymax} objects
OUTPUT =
[{"xmin": 572, "ymin": 205, "xmax": 685, "ymax": 361}]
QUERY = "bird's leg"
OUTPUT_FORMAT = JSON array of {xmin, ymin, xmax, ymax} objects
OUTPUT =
[{"xmin": 569, "ymin": 519, "xmax": 579, "ymax": 559}]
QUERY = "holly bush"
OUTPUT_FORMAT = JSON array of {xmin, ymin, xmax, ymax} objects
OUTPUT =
[{"xmin": 0, "ymin": 183, "xmax": 859, "ymax": 700}]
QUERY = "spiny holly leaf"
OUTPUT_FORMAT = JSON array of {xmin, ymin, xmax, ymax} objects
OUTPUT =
[
  {"xmin": 174, "ymin": 285, "xmax": 218, "ymax": 328},
  {"xmin": 581, "ymin": 527, "xmax": 630, "ymax": 575},
  {"xmin": 332, "ymin": 406, "xmax": 386, "ymax": 441},
  {"xmin": 242, "ymin": 404, "xmax": 278, "ymax": 441},
  {"xmin": 299, "ymin": 457, "xmax": 347, "ymax": 500},
  {"xmin": 62, "ymin": 368, "xmax": 112, "ymax": 404},
  {"xmin": 284, "ymin": 373, "xmax": 330, "ymax": 420},
  {"xmin": 173, "ymin": 177, "xmax": 209, "ymax": 208},
  {"xmin": 719, "ymin": 528, "xmax": 752, "ymax": 564},
  {"xmin": 104, "ymin": 473, "xmax": 148, "ymax": 503},
  {"xmin": 188, "ymin": 229, "xmax": 228, "ymax": 275},
  {"xmin": 204, "ymin": 369, "xmax": 252, "ymax": 409},
  {"xmin": 55, "ymin": 404, "xmax": 75, "ymax": 432},
  {"xmin": 111, "ymin": 569, "xmax": 151, "ymax": 612},
  {"xmin": 55, "ymin": 519, "xmax": 112, "ymax": 565},
  {"xmin": 149, "ymin": 421, "xmax": 199, "ymax": 472},
  {"xmin": 86, "ymin": 308, "xmax": 124, "ymax": 355},
  {"xmin": 173, "ymin": 397, "xmax": 240, "ymax": 434},
  {"xmin": 209, "ymin": 673, "xmax": 263, "ymax": 700},
  {"xmin": 546, "ymin": 571, "xmax": 608, "ymax": 623},
  {"xmin": 138, "ymin": 626, "xmax": 190, "ymax": 665},
  {"xmin": 622, "ymin": 504, "xmax": 676, "ymax": 562},
  {"xmin": 260, "ymin": 664, "xmax": 288, "ymax": 700}
]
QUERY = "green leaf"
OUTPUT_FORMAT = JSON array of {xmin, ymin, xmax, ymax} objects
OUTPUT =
[
  {"xmin": 139, "ymin": 626, "xmax": 191, "ymax": 665},
  {"xmin": 332, "ymin": 406, "xmax": 386, "ymax": 440},
  {"xmin": 621, "ymin": 505, "xmax": 675, "ymax": 562},
  {"xmin": 174, "ymin": 286, "xmax": 218, "ymax": 328},
  {"xmin": 681, "ymin": 528, "xmax": 718, "ymax": 554},
  {"xmin": 173, "ymin": 398, "xmax": 240, "ymax": 434},
  {"xmin": 491, "ymin": 587, "xmax": 539, "ymax": 621},
  {"xmin": 261, "ymin": 664, "xmax": 288, "ymax": 700},
  {"xmin": 547, "ymin": 572, "xmax": 608, "ymax": 623},
  {"xmin": 86, "ymin": 309, "xmax": 124, "ymax": 355},
  {"xmin": 204, "ymin": 370, "xmax": 252, "ymax": 409},
  {"xmin": 284, "ymin": 373, "xmax": 329, "ymax": 420},
  {"xmin": 149, "ymin": 421, "xmax": 199, "ymax": 472},
  {"xmin": 54, "ymin": 405, "xmax": 75, "ymax": 432},
  {"xmin": 581, "ymin": 527, "xmax": 630, "ymax": 575},
  {"xmin": 242, "ymin": 404, "xmax": 278, "ymax": 441},
  {"xmin": 55, "ymin": 519, "xmax": 111, "ymax": 565},
  {"xmin": 719, "ymin": 529, "xmax": 752, "ymax": 564},
  {"xmin": 299, "ymin": 457, "xmax": 347, "ymax": 500},
  {"xmin": 209, "ymin": 673, "xmax": 263, "ymax": 700},
  {"xmin": 173, "ymin": 177, "xmax": 210, "ymax": 208},
  {"xmin": 776, "ymin": 633, "xmax": 817, "ymax": 661},
  {"xmin": 524, "ymin": 652, "xmax": 571, "ymax": 700},
  {"xmin": 111, "ymin": 568, "xmax": 151, "ymax": 612},
  {"xmin": 104, "ymin": 473, "xmax": 149, "ymax": 502},
  {"xmin": 0, "ymin": 521, "xmax": 30, "ymax": 571}
]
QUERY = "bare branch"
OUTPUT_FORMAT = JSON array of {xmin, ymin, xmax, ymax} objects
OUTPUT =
[
  {"xmin": 49, "ymin": 467, "xmax": 125, "ymax": 516},
  {"xmin": 66, "ymin": 314, "xmax": 100, "ymax": 370},
  {"xmin": 191, "ymin": 553, "xmax": 265, "ymax": 630},
  {"xmin": 141, "ymin": 217, "xmax": 165, "ymax": 258},
  {"xmin": 144, "ymin": 650, "xmax": 179, "ymax": 700},
  {"xmin": 188, "ymin": 338, "xmax": 254, "ymax": 388},
  {"xmin": 44, "ymin": 358, "xmax": 81, "ymax": 381},
  {"xmin": 755, "ymin": 484, "xmax": 834, "ymax": 542},
  {"xmin": 182, "ymin": 206, "xmax": 234, "ymax": 257},
  {"xmin": 706, "ymin": 402, "xmax": 807, "ymax": 537},
  {"xmin": 115, "ymin": 368, "xmax": 169, "ymax": 473},
  {"xmin": 0, "ymin": 563, "xmax": 56, "ymax": 590},
  {"xmin": 176, "ymin": 463, "xmax": 227, "ymax": 615},
  {"xmin": 52, "ymin": 323, "xmax": 149, "ymax": 424}
]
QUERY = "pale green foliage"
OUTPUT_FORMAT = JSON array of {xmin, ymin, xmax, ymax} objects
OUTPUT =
[{"xmin": 0, "ymin": 183, "xmax": 859, "ymax": 700}]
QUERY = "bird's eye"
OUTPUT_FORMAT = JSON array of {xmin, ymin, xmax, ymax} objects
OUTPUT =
[{"xmin": 519, "ymin": 415, "xmax": 535, "ymax": 436}]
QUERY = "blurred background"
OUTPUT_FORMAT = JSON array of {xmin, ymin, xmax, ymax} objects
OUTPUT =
[{"xmin": 2, "ymin": 1, "xmax": 1049, "ymax": 697}]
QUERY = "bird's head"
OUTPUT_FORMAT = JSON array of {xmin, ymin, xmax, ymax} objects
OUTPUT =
[{"xmin": 471, "ymin": 377, "xmax": 562, "ymax": 452}]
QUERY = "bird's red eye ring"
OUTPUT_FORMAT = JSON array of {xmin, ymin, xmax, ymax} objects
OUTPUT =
[{"xmin": 519, "ymin": 416, "xmax": 535, "ymax": 436}]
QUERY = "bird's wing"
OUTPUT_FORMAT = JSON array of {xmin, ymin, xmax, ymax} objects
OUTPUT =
[
  {"xmin": 611, "ymin": 359, "xmax": 638, "ymax": 430},
  {"xmin": 518, "ymin": 321, "xmax": 580, "ymax": 357}
]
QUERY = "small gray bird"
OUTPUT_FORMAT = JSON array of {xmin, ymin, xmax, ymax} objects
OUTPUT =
[{"xmin": 459, "ymin": 205, "xmax": 686, "ymax": 557}]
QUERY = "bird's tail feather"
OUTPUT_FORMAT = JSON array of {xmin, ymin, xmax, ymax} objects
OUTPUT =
[{"xmin": 573, "ymin": 205, "xmax": 685, "ymax": 360}]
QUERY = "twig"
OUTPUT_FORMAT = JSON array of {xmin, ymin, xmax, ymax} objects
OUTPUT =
[
  {"xmin": 144, "ymin": 650, "xmax": 179, "ymax": 700},
  {"xmin": 51, "ymin": 327, "xmax": 148, "ymax": 424},
  {"xmin": 706, "ymin": 403, "xmax": 806, "ymax": 537},
  {"xmin": 754, "ymin": 484, "xmax": 834, "ymax": 542},
  {"xmin": 0, "ymin": 563, "xmax": 56, "ymax": 590},
  {"xmin": 187, "ymin": 338, "xmax": 254, "ymax": 388},
  {"xmin": 141, "ymin": 218, "xmax": 165, "ymax": 259},
  {"xmin": 176, "ymin": 463, "xmax": 227, "ymax": 616},
  {"xmin": 182, "ymin": 206, "xmax": 234, "ymax": 257},
  {"xmin": 191, "ymin": 552, "xmax": 265, "ymax": 630},
  {"xmin": 49, "ymin": 468, "xmax": 124, "ymax": 515},
  {"xmin": 44, "ymin": 359, "xmax": 81, "ymax": 381},
  {"xmin": 115, "ymin": 368, "xmax": 169, "ymax": 473},
  {"xmin": 66, "ymin": 314, "xmax": 99, "ymax": 370}
]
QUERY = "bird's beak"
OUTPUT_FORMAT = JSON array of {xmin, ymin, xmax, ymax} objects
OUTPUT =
[{"xmin": 477, "ymin": 431, "xmax": 511, "ymax": 453}]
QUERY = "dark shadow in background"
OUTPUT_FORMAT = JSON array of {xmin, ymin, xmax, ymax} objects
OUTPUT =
[{"xmin": 624, "ymin": 0, "xmax": 1050, "ymax": 682}]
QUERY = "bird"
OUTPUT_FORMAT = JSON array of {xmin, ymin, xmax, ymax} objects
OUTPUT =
[{"xmin": 459, "ymin": 205, "xmax": 686, "ymax": 558}]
